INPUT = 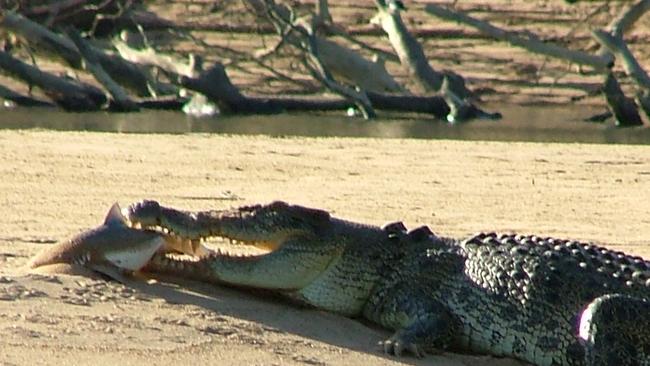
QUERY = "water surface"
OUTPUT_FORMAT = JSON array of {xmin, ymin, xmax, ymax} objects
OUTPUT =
[{"xmin": 1, "ymin": 105, "xmax": 649, "ymax": 144}]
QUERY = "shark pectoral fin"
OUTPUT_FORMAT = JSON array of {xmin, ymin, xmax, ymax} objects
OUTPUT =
[
  {"xmin": 104, "ymin": 203, "xmax": 128, "ymax": 226},
  {"xmin": 87, "ymin": 262, "xmax": 134, "ymax": 284}
]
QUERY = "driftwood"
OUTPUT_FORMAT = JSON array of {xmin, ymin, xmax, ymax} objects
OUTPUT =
[
  {"xmin": 0, "ymin": 11, "xmax": 81, "ymax": 68},
  {"xmin": 114, "ymin": 25, "xmax": 426, "ymax": 117},
  {"xmin": 113, "ymin": 36, "xmax": 197, "ymax": 78},
  {"xmin": 602, "ymin": 72, "xmax": 643, "ymax": 127},
  {"xmin": 371, "ymin": 1, "xmax": 497, "ymax": 122},
  {"xmin": 607, "ymin": 0, "xmax": 650, "ymax": 38},
  {"xmin": 67, "ymin": 29, "xmax": 138, "ymax": 111},
  {"xmin": 592, "ymin": 28, "xmax": 650, "ymax": 122},
  {"xmin": 1, "ymin": 11, "xmax": 157, "ymax": 97},
  {"xmin": 371, "ymin": 1, "xmax": 444, "ymax": 93},
  {"xmin": 592, "ymin": 30, "xmax": 650, "ymax": 91},
  {"xmin": 0, "ymin": 50, "xmax": 106, "ymax": 110},
  {"xmin": 424, "ymin": 4, "xmax": 613, "ymax": 72},
  {"xmin": 180, "ymin": 63, "xmax": 449, "ymax": 118},
  {"xmin": 0, "ymin": 82, "xmax": 54, "ymax": 107},
  {"xmin": 137, "ymin": 95, "xmax": 188, "ymax": 110}
]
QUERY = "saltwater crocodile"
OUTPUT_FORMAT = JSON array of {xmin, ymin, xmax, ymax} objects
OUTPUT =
[
  {"xmin": 116, "ymin": 199, "xmax": 650, "ymax": 366},
  {"xmin": 28, "ymin": 200, "xmax": 649, "ymax": 365}
]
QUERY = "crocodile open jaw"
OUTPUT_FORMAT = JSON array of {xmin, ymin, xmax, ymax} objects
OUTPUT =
[{"xmin": 126, "ymin": 199, "xmax": 330, "ymax": 259}]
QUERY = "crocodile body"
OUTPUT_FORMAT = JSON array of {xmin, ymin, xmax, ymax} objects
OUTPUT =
[{"xmin": 88, "ymin": 200, "xmax": 650, "ymax": 365}]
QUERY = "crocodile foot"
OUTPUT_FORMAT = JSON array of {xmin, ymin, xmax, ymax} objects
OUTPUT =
[{"xmin": 379, "ymin": 330, "xmax": 428, "ymax": 358}]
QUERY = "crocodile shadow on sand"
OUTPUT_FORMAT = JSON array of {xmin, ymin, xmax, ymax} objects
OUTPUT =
[{"xmin": 124, "ymin": 273, "xmax": 455, "ymax": 365}]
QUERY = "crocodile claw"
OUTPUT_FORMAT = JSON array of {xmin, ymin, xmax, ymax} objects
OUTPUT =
[{"xmin": 379, "ymin": 336, "xmax": 425, "ymax": 358}]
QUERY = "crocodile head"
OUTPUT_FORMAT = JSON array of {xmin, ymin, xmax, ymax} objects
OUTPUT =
[
  {"xmin": 127, "ymin": 200, "xmax": 358, "ymax": 291},
  {"xmin": 127, "ymin": 200, "xmax": 332, "ymax": 253}
]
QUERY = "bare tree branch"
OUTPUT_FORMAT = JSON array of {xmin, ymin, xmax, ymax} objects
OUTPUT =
[
  {"xmin": 67, "ymin": 28, "xmax": 138, "ymax": 111},
  {"xmin": 113, "ymin": 37, "xmax": 196, "ymax": 77},
  {"xmin": 258, "ymin": 0, "xmax": 380, "ymax": 118},
  {"xmin": 371, "ymin": 1, "xmax": 444, "ymax": 93},
  {"xmin": 424, "ymin": 4, "xmax": 613, "ymax": 72},
  {"xmin": 592, "ymin": 29, "xmax": 650, "ymax": 91},
  {"xmin": 608, "ymin": 0, "xmax": 650, "ymax": 38},
  {"xmin": 1, "ymin": 11, "xmax": 158, "ymax": 97}
]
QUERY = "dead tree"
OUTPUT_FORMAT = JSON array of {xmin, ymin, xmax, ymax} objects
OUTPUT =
[
  {"xmin": 178, "ymin": 61, "xmax": 450, "ymax": 117},
  {"xmin": 373, "ymin": 1, "xmax": 499, "ymax": 122},
  {"xmin": 67, "ymin": 29, "xmax": 138, "ymax": 111},
  {"xmin": 424, "ymin": 3, "xmax": 650, "ymax": 126},
  {"xmin": 0, "ymin": 50, "xmax": 106, "ymax": 110},
  {"xmin": 424, "ymin": 4, "xmax": 613, "ymax": 72},
  {"xmin": 592, "ymin": 29, "xmax": 650, "ymax": 124}
]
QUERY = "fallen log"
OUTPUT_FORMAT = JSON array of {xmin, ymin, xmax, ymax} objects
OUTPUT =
[
  {"xmin": 0, "ymin": 83, "xmax": 55, "ymax": 107},
  {"xmin": 0, "ymin": 11, "xmax": 81, "ymax": 68},
  {"xmin": 68, "ymin": 29, "xmax": 139, "ymax": 111},
  {"xmin": 0, "ymin": 50, "xmax": 106, "ymax": 111},
  {"xmin": 180, "ymin": 63, "xmax": 450, "ymax": 118},
  {"xmin": 1, "ymin": 11, "xmax": 160, "ymax": 98},
  {"xmin": 137, "ymin": 95, "xmax": 188, "ymax": 110}
]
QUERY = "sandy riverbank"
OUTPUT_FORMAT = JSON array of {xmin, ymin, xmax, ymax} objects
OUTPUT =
[{"xmin": 1, "ymin": 130, "xmax": 649, "ymax": 365}]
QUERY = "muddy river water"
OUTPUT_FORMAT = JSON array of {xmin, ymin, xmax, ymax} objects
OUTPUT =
[{"xmin": 2, "ymin": 105, "xmax": 649, "ymax": 144}]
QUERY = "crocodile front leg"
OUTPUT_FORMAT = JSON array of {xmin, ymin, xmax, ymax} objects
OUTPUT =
[
  {"xmin": 364, "ymin": 282, "xmax": 461, "ymax": 357},
  {"xmin": 128, "ymin": 200, "xmax": 342, "ymax": 290},
  {"xmin": 579, "ymin": 294, "xmax": 650, "ymax": 365}
]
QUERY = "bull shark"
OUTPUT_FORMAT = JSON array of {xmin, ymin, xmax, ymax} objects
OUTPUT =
[{"xmin": 28, "ymin": 203, "xmax": 208, "ymax": 282}]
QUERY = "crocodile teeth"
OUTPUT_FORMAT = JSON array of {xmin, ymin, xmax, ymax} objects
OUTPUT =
[{"xmin": 215, "ymin": 248, "xmax": 225, "ymax": 256}]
